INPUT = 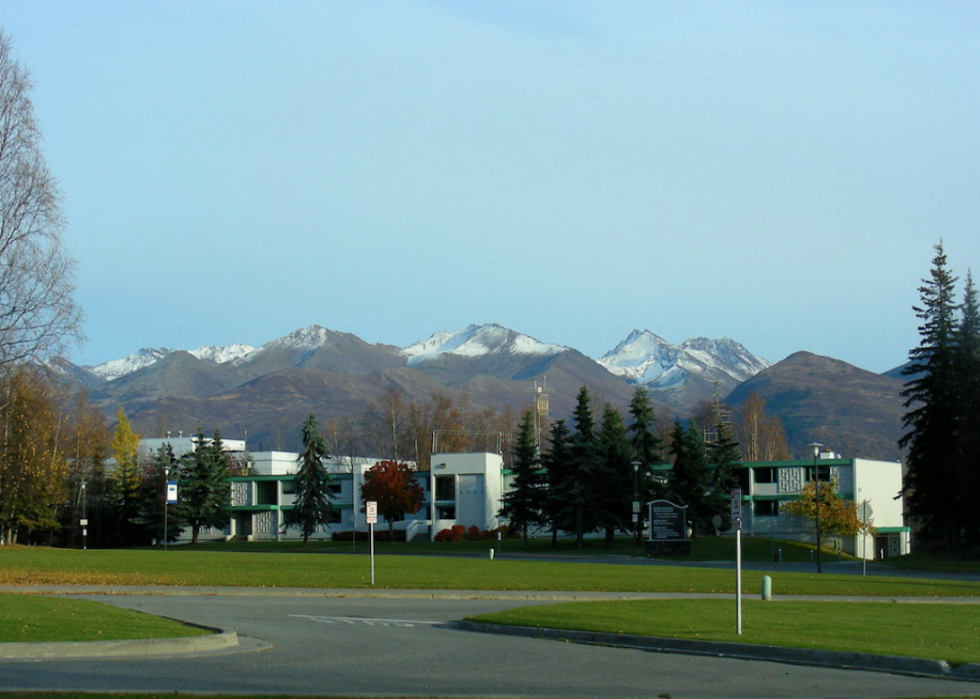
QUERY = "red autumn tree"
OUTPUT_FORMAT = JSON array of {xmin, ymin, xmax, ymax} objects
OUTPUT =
[{"xmin": 361, "ymin": 460, "xmax": 424, "ymax": 539}]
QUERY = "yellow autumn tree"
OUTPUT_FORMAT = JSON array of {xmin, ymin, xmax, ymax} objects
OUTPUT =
[
  {"xmin": 0, "ymin": 368, "xmax": 69, "ymax": 544},
  {"xmin": 782, "ymin": 477, "xmax": 875, "ymax": 539},
  {"xmin": 109, "ymin": 407, "xmax": 142, "ymax": 541}
]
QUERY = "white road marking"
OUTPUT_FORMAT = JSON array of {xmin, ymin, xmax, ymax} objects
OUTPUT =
[{"xmin": 289, "ymin": 614, "xmax": 443, "ymax": 628}]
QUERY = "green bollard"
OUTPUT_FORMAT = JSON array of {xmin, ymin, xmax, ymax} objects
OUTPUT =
[{"xmin": 761, "ymin": 575, "xmax": 772, "ymax": 601}]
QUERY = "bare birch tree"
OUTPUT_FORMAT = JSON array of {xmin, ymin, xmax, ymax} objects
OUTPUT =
[{"xmin": 0, "ymin": 30, "xmax": 82, "ymax": 370}]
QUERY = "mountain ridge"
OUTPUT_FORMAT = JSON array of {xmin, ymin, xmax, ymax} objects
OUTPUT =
[{"xmin": 54, "ymin": 323, "xmax": 908, "ymax": 459}]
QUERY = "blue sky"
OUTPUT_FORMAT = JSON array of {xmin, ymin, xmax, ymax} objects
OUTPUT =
[{"xmin": 3, "ymin": 1, "xmax": 978, "ymax": 373}]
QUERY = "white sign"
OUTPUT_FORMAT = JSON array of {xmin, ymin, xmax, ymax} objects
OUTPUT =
[
  {"xmin": 166, "ymin": 481, "xmax": 178, "ymax": 504},
  {"xmin": 366, "ymin": 500, "xmax": 378, "ymax": 525},
  {"xmin": 730, "ymin": 488, "xmax": 742, "ymax": 530}
]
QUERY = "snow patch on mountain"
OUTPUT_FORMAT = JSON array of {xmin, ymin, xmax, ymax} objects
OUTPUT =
[
  {"xmin": 403, "ymin": 323, "xmax": 566, "ymax": 365},
  {"xmin": 252, "ymin": 325, "xmax": 337, "ymax": 354},
  {"xmin": 190, "ymin": 343, "xmax": 254, "ymax": 364},
  {"xmin": 598, "ymin": 330, "xmax": 769, "ymax": 388},
  {"xmin": 89, "ymin": 348, "xmax": 176, "ymax": 381},
  {"xmin": 91, "ymin": 343, "xmax": 255, "ymax": 381}
]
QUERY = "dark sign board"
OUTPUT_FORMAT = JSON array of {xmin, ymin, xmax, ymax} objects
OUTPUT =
[{"xmin": 649, "ymin": 500, "xmax": 687, "ymax": 541}]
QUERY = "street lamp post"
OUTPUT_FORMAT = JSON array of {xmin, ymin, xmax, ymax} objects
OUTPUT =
[
  {"xmin": 809, "ymin": 442, "xmax": 823, "ymax": 573},
  {"xmin": 163, "ymin": 466, "xmax": 169, "ymax": 551},
  {"xmin": 80, "ymin": 479, "xmax": 87, "ymax": 550},
  {"xmin": 631, "ymin": 461, "xmax": 641, "ymax": 557}
]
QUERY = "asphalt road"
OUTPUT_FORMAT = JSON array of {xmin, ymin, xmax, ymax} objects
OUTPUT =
[{"xmin": 1, "ymin": 592, "xmax": 977, "ymax": 699}]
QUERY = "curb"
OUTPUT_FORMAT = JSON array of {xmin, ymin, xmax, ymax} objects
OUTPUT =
[
  {"xmin": 0, "ymin": 631, "xmax": 242, "ymax": 660},
  {"xmin": 459, "ymin": 621, "xmax": 980, "ymax": 683}
]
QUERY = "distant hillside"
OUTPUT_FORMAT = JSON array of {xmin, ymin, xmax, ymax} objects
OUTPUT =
[{"xmin": 726, "ymin": 351, "xmax": 906, "ymax": 461}]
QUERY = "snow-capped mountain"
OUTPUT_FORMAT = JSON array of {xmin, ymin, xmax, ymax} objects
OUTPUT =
[
  {"xmin": 598, "ymin": 330, "xmax": 771, "ymax": 389},
  {"xmin": 85, "ymin": 325, "xmax": 770, "ymax": 396},
  {"xmin": 89, "ymin": 348, "xmax": 177, "ymax": 382},
  {"xmin": 90, "ymin": 344, "xmax": 254, "ymax": 381},
  {"xmin": 403, "ymin": 323, "xmax": 566, "ymax": 366},
  {"xmin": 250, "ymin": 325, "xmax": 339, "ymax": 354},
  {"xmin": 189, "ymin": 343, "xmax": 255, "ymax": 364}
]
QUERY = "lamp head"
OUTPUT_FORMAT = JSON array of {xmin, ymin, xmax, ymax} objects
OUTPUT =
[{"xmin": 808, "ymin": 442, "xmax": 823, "ymax": 459}]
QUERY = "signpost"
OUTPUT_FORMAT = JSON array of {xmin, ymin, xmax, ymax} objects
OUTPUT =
[
  {"xmin": 646, "ymin": 500, "xmax": 690, "ymax": 556},
  {"xmin": 859, "ymin": 500, "xmax": 873, "ymax": 576},
  {"xmin": 732, "ymin": 489, "xmax": 743, "ymax": 635},
  {"xmin": 165, "ymin": 480, "xmax": 178, "ymax": 551},
  {"xmin": 366, "ymin": 500, "xmax": 378, "ymax": 585}
]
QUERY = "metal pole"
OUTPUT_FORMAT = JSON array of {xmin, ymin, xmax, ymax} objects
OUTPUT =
[
  {"xmin": 163, "ymin": 467, "xmax": 169, "ymax": 551},
  {"xmin": 632, "ymin": 461, "xmax": 640, "ymax": 557},
  {"xmin": 809, "ymin": 442, "xmax": 823, "ymax": 574},
  {"xmin": 370, "ymin": 522, "xmax": 375, "ymax": 586},
  {"xmin": 80, "ymin": 480, "xmax": 87, "ymax": 550},
  {"xmin": 736, "ymin": 528, "xmax": 742, "ymax": 635}
]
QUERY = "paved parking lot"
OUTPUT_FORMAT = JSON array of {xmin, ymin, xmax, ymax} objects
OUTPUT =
[{"xmin": 1, "ymin": 590, "xmax": 977, "ymax": 699}]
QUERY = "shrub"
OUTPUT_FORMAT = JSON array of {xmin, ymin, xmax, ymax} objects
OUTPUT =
[{"xmin": 434, "ymin": 525, "xmax": 466, "ymax": 542}]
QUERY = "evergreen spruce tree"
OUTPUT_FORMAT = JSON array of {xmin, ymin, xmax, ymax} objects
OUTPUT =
[
  {"xmin": 543, "ymin": 419, "xmax": 572, "ymax": 547},
  {"xmin": 178, "ymin": 429, "xmax": 232, "ymax": 544},
  {"xmin": 628, "ymin": 387, "xmax": 663, "ymax": 470},
  {"xmin": 499, "ymin": 410, "xmax": 545, "ymax": 548},
  {"xmin": 108, "ymin": 407, "xmax": 142, "ymax": 546},
  {"xmin": 668, "ymin": 419, "xmax": 711, "ymax": 535},
  {"xmin": 953, "ymin": 272, "xmax": 980, "ymax": 548},
  {"xmin": 596, "ymin": 403, "xmax": 633, "ymax": 545},
  {"xmin": 627, "ymin": 386, "xmax": 665, "ymax": 547},
  {"xmin": 135, "ymin": 442, "xmax": 182, "ymax": 544},
  {"xmin": 901, "ymin": 242, "xmax": 962, "ymax": 549},
  {"xmin": 566, "ymin": 386, "xmax": 600, "ymax": 549},
  {"xmin": 289, "ymin": 414, "xmax": 334, "ymax": 544},
  {"xmin": 706, "ymin": 421, "xmax": 742, "ymax": 530}
]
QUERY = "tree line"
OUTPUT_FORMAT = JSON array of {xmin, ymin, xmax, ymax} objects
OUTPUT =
[
  {"xmin": 900, "ymin": 242, "xmax": 980, "ymax": 553},
  {"xmin": 502, "ymin": 386, "xmax": 745, "ymax": 550}
]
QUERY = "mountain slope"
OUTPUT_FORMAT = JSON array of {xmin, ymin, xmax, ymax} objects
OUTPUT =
[
  {"xmin": 599, "ymin": 330, "xmax": 771, "ymax": 413},
  {"xmin": 237, "ymin": 325, "xmax": 405, "ymax": 380},
  {"xmin": 725, "ymin": 351, "xmax": 905, "ymax": 461}
]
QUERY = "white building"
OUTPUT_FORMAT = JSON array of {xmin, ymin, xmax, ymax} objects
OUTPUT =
[
  {"xmin": 738, "ymin": 454, "xmax": 910, "ymax": 560},
  {"xmin": 428, "ymin": 452, "xmax": 505, "ymax": 539},
  {"xmin": 140, "ymin": 434, "xmax": 506, "ymax": 543},
  {"xmin": 139, "ymin": 435, "xmax": 247, "ymax": 460}
]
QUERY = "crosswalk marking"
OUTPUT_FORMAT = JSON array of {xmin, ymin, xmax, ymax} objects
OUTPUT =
[{"xmin": 289, "ymin": 614, "xmax": 443, "ymax": 628}]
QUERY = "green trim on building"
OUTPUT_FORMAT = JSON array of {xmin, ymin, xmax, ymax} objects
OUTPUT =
[{"xmin": 738, "ymin": 459, "xmax": 856, "ymax": 469}]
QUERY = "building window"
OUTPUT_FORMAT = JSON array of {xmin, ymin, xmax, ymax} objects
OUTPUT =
[
  {"xmin": 437, "ymin": 505, "xmax": 456, "ymax": 519},
  {"xmin": 754, "ymin": 468, "xmax": 777, "ymax": 484},
  {"xmin": 805, "ymin": 468, "xmax": 831, "ymax": 482},
  {"xmin": 754, "ymin": 500, "xmax": 780, "ymax": 517},
  {"xmin": 435, "ymin": 475, "xmax": 454, "ymax": 501},
  {"xmin": 328, "ymin": 483, "xmax": 342, "ymax": 496},
  {"xmin": 282, "ymin": 481, "xmax": 297, "ymax": 495},
  {"xmin": 257, "ymin": 481, "xmax": 278, "ymax": 505}
]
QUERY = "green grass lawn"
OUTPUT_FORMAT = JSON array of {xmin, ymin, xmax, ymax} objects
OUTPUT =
[
  {"xmin": 0, "ymin": 592, "xmax": 211, "ymax": 642},
  {"xmin": 0, "ymin": 695, "xmax": 974, "ymax": 699},
  {"xmin": 2, "ymin": 543, "xmax": 979, "ymax": 670},
  {"xmin": 175, "ymin": 532, "xmax": 854, "ymax": 563},
  {"xmin": 2, "ymin": 545, "xmax": 978, "ymax": 597},
  {"xmin": 469, "ymin": 598, "xmax": 980, "ymax": 666}
]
